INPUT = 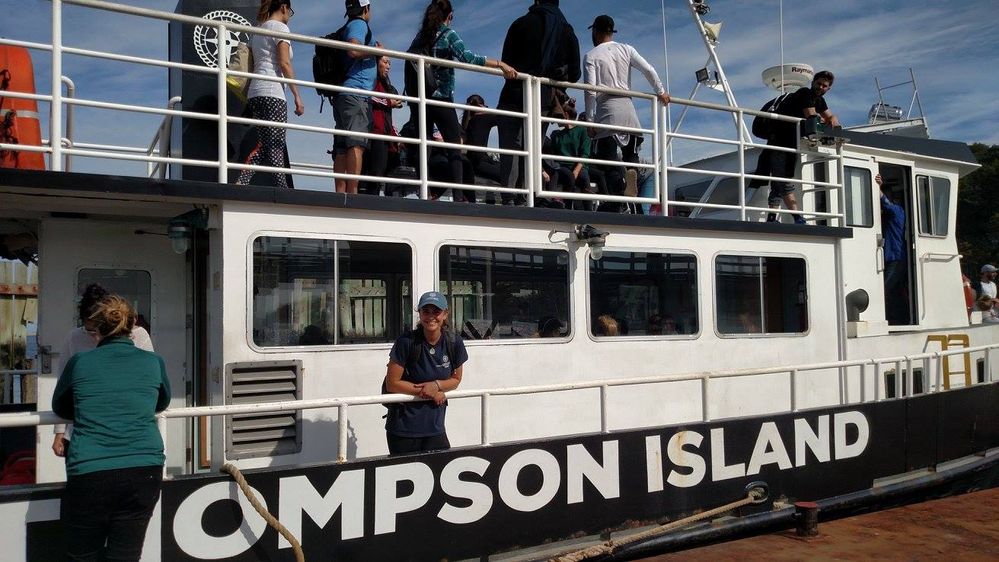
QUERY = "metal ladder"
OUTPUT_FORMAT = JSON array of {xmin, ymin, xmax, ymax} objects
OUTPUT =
[{"xmin": 926, "ymin": 334, "xmax": 972, "ymax": 390}]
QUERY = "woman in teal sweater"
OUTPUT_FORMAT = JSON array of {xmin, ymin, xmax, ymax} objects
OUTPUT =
[{"xmin": 52, "ymin": 295, "xmax": 171, "ymax": 562}]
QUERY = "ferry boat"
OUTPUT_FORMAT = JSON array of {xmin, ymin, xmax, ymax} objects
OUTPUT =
[{"xmin": 0, "ymin": 1, "xmax": 996, "ymax": 560}]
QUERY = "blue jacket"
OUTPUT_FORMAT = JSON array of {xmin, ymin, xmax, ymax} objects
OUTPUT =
[{"xmin": 881, "ymin": 194, "xmax": 906, "ymax": 263}]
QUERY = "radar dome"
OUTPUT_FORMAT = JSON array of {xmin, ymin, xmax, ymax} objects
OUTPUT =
[{"xmin": 762, "ymin": 64, "xmax": 814, "ymax": 91}]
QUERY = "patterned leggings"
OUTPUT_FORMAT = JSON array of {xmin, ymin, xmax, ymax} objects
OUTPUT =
[{"xmin": 237, "ymin": 96, "xmax": 289, "ymax": 188}]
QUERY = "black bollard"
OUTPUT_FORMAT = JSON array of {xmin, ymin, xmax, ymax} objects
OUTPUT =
[{"xmin": 794, "ymin": 501, "xmax": 819, "ymax": 537}]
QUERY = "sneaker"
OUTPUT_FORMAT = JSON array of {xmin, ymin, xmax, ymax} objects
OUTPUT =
[
  {"xmin": 794, "ymin": 216, "xmax": 807, "ymax": 225},
  {"xmin": 766, "ymin": 213, "xmax": 778, "ymax": 223},
  {"xmin": 624, "ymin": 169, "xmax": 639, "ymax": 197}
]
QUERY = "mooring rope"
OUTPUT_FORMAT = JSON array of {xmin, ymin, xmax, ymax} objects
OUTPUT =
[
  {"xmin": 550, "ymin": 488, "xmax": 765, "ymax": 562},
  {"xmin": 222, "ymin": 463, "xmax": 306, "ymax": 562}
]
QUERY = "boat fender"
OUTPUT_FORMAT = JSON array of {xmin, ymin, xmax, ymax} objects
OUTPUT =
[
  {"xmin": 845, "ymin": 289, "xmax": 870, "ymax": 322},
  {"xmin": 962, "ymin": 274, "xmax": 975, "ymax": 315}
]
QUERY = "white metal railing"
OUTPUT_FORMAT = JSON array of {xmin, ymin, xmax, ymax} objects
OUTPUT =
[
  {"xmin": 2, "ymin": 343, "xmax": 995, "ymax": 465},
  {"xmin": 0, "ymin": 0, "xmax": 845, "ymax": 224}
]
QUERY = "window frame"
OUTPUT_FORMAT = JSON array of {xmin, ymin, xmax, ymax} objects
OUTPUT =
[
  {"xmin": 843, "ymin": 165, "xmax": 874, "ymax": 228},
  {"xmin": 712, "ymin": 251, "xmax": 811, "ymax": 339},
  {"xmin": 435, "ymin": 240, "xmax": 574, "ymax": 346},
  {"xmin": 915, "ymin": 174, "xmax": 951, "ymax": 238},
  {"xmin": 584, "ymin": 247, "xmax": 701, "ymax": 341},
  {"xmin": 246, "ymin": 232, "xmax": 417, "ymax": 353}
]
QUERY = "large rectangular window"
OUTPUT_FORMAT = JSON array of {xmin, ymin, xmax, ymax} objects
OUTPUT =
[
  {"xmin": 715, "ymin": 255, "xmax": 808, "ymax": 335},
  {"xmin": 589, "ymin": 252, "xmax": 698, "ymax": 337},
  {"xmin": 844, "ymin": 166, "xmax": 873, "ymax": 227},
  {"xmin": 252, "ymin": 237, "xmax": 411, "ymax": 347},
  {"xmin": 916, "ymin": 175, "xmax": 950, "ymax": 236},
  {"xmin": 439, "ymin": 246, "xmax": 570, "ymax": 339}
]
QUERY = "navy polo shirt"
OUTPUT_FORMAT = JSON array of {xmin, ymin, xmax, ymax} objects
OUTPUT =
[{"xmin": 385, "ymin": 332, "xmax": 468, "ymax": 438}]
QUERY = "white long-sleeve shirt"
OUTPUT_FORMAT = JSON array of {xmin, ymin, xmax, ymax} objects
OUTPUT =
[{"xmin": 584, "ymin": 41, "xmax": 665, "ymax": 144}]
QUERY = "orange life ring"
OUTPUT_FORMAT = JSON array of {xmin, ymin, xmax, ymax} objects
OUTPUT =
[
  {"xmin": 963, "ymin": 274, "xmax": 975, "ymax": 314},
  {"xmin": 0, "ymin": 45, "xmax": 45, "ymax": 170}
]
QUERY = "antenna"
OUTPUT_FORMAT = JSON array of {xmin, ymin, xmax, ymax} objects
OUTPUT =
[
  {"xmin": 867, "ymin": 68, "xmax": 929, "ymax": 135},
  {"xmin": 669, "ymin": 0, "xmax": 752, "ymax": 145}
]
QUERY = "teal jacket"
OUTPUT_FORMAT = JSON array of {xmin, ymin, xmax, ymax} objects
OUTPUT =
[{"xmin": 52, "ymin": 336, "xmax": 171, "ymax": 476}]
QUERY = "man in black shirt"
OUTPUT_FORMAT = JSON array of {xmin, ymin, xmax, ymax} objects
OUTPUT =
[
  {"xmin": 496, "ymin": 0, "xmax": 581, "ymax": 205},
  {"xmin": 754, "ymin": 70, "xmax": 840, "ymax": 223}
]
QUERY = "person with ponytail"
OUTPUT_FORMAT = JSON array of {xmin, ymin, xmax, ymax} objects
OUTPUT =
[
  {"xmin": 52, "ymin": 296, "xmax": 171, "ymax": 561},
  {"xmin": 236, "ymin": 0, "xmax": 304, "ymax": 189},
  {"xmin": 408, "ymin": 0, "xmax": 517, "ymax": 203},
  {"xmin": 383, "ymin": 291, "xmax": 467, "ymax": 454}
]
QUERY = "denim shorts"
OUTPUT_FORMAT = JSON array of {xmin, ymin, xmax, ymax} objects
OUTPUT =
[{"xmin": 333, "ymin": 94, "xmax": 371, "ymax": 153}]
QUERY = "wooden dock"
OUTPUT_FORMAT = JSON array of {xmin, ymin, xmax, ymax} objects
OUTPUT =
[{"xmin": 643, "ymin": 487, "xmax": 999, "ymax": 561}]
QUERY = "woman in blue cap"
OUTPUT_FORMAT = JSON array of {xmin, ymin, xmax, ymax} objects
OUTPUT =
[{"xmin": 383, "ymin": 290, "xmax": 467, "ymax": 454}]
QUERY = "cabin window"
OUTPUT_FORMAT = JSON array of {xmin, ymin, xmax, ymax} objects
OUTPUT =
[
  {"xmin": 588, "ymin": 251, "xmax": 698, "ymax": 337},
  {"xmin": 77, "ymin": 269, "xmax": 153, "ymax": 332},
  {"xmin": 916, "ymin": 175, "xmax": 950, "ymax": 236},
  {"xmin": 438, "ymin": 245, "xmax": 570, "ymax": 339},
  {"xmin": 715, "ymin": 255, "xmax": 808, "ymax": 335},
  {"xmin": 844, "ymin": 166, "xmax": 873, "ymax": 228},
  {"xmin": 252, "ymin": 237, "xmax": 412, "ymax": 347}
]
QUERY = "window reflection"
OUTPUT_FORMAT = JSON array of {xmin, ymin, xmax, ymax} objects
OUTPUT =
[
  {"xmin": 589, "ymin": 252, "xmax": 698, "ymax": 337},
  {"xmin": 439, "ymin": 246, "xmax": 570, "ymax": 339},
  {"xmin": 716, "ymin": 255, "xmax": 807, "ymax": 335}
]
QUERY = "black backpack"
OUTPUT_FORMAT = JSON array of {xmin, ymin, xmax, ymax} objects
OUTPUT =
[
  {"xmin": 751, "ymin": 92, "xmax": 792, "ymax": 140},
  {"xmin": 403, "ymin": 29, "xmax": 447, "ymax": 101},
  {"xmin": 313, "ymin": 18, "xmax": 372, "ymax": 109},
  {"xmin": 381, "ymin": 328, "xmax": 455, "ymax": 413}
]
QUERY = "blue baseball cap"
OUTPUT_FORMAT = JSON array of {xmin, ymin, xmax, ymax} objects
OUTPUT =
[{"xmin": 417, "ymin": 291, "xmax": 449, "ymax": 310}]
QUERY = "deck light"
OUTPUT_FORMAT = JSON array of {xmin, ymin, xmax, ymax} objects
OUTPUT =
[
  {"xmin": 575, "ymin": 224, "xmax": 608, "ymax": 261},
  {"xmin": 167, "ymin": 209, "xmax": 209, "ymax": 254}
]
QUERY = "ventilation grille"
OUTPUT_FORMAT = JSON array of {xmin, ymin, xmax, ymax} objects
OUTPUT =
[{"xmin": 225, "ymin": 361, "xmax": 302, "ymax": 459}]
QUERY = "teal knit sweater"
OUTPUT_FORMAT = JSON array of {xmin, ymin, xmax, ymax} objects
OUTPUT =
[{"xmin": 52, "ymin": 336, "xmax": 171, "ymax": 476}]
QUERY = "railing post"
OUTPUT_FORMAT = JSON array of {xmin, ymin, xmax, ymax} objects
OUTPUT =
[
  {"xmin": 49, "ymin": 0, "xmax": 63, "ymax": 171},
  {"xmin": 337, "ymin": 403, "xmax": 348, "ymax": 463},
  {"xmin": 836, "ymin": 143, "xmax": 847, "ymax": 227},
  {"xmin": 600, "ymin": 385, "xmax": 609, "ymax": 434},
  {"xmin": 872, "ymin": 360, "xmax": 881, "ymax": 401},
  {"xmin": 790, "ymin": 369, "xmax": 798, "ymax": 412},
  {"xmin": 701, "ymin": 375, "xmax": 710, "ymax": 422},
  {"xmin": 525, "ymin": 77, "xmax": 538, "ymax": 208},
  {"xmin": 894, "ymin": 360, "xmax": 902, "ymax": 398},
  {"xmin": 659, "ymin": 104, "xmax": 670, "ymax": 217},
  {"xmin": 859, "ymin": 363, "xmax": 866, "ymax": 403},
  {"xmin": 987, "ymin": 348, "xmax": 993, "ymax": 383},
  {"xmin": 905, "ymin": 357, "xmax": 913, "ymax": 396},
  {"xmin": 935, "ymin": 353, "xmax": 944, "ymax": 392},
  {"xmin": 216, "ymin": 23, "xmax": 229, "ymax": 184},
  {"xmin": 417, "ymin": 58, "xmax": 429, "ymax": 200},
  {"xmin": 651, "ymin": 98, "xmax": 661, "ymax": 210},
  {"xmin": 922, "ymin": 357, "xmax": 931, "ymax": 393},
  {"xmin": 736, "ymin": 109, "xmax": 746, "ymax": 221},
  {"xmin": 480, "ymin": 393, "xmax": 490, "ymax": 446}
]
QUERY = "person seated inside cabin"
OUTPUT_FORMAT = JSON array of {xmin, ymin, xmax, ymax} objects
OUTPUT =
[
  {"xmin": 593, "ymin": 314, "xmax": 619, "ymax": 336},
  {"xmin": 647, "ymin": 313, "xmax": 678, "ymax": 336},
  {"xmin": 298, "ymin": 324, "xmax": 332, "ymax": 346},
  {"xmin": 537, "ymin": 316, "xmax": 564, "ymax": 338}
]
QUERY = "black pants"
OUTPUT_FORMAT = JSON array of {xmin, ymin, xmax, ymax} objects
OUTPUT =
[
  {"xmin": 238, "ymin": 96, "xmax": 289, "ymax": 189},
  {"xmin": 418, "ymin": 103, "xmax": 474, "ymax": 202},
  {"xmin": 386, "ymin": 432, "xmax": 450, "ymax": 455},
  {"xmin": 62, "ymin": 465, "xmax": 163, "ymax": 562},
  {"xmin": 360, "ymin": 139, "xmax": 390, "ymax": 195},
  {"xmin": 748, "ymin": 137, "xmax": 797, "ymax": 206}
]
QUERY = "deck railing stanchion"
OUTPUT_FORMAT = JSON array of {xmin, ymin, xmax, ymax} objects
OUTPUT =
[
  {"xmin": 905, "ymin": 357, "xmax": 913, "ymax": 396},
  {"xmin": 894, "ymin": 360, "xmax": 902, "ymax": 398},
  {"xmin": 49, "ymin": 0, "xmax": 63, "ymax": 171},
  {"xmin": 859, "ymin": 363, "xmax": 866, "ymax": 403},
  {"xmin": 216, "ymin": 23, "xmax": 229, "ymax": 183},
  {"xmin": 922, "ymin": 357, "xmax": 931, "ymax": 393},
  {"xmin": 701, "ymin": 375, "xmax": 710, "ymax": 422},
  {"xmin": 417, "ymin": 59, "xmax": 429, "ymax": 200},
  {"xmin": 600, "ymin": 385, "xmax": 609, "ymax": 433},
  {"xmin": 737, "ymin": 109, "xmax": 746, "ymax": 221},
  {"xmin": 873, "ymin": 360, "xmax": 881, "ymax": 401},
  {"xmin": 660, "ymin": 107, "xmax": 670, "ymax": 216},
  {"xmin": 157, "ymin": 413, "xmax": 168, "ymax": 476},
  {"xmin": 337, "ymin": 403, "xmax": 348, "ymax": 462},
  {"xmin": 790, "ymin": 369, "xmax": 798, "ymax": 412},
  {"xmin": 935, "ymin": 353, "xmax": 943, "ymax": 392},
  {"xmin": 481, "ymin": 393, "xmax": 490, "ymax": 446},
  {"xmin": 527, "ymin": 77, "xmax": 539, "ymax": 208}
]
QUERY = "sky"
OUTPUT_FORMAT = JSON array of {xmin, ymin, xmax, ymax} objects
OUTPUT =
[{"xmin": 8, "ymin": 0, "xmax": 999, "ymax": 190}]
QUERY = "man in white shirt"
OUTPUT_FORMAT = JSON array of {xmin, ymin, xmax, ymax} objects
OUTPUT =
[
  {"xmin": 583, "ymin": 15, "xmax": 669, "ymax": 209},
  {"xmin": 978, "ymin": 264, "xmax": 998, "ymax": 302}
]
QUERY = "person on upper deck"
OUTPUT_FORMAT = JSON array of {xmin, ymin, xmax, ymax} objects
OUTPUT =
[
  {"xmin": 754, "ymin": 71, "xmax": 840, "ymax": 223},
  {"xmin": 52, "ymin": 296, "xmax": 170, "ymax": 562},
  {"xmin": 408, "ymin": 0, "xmax": 517, "ymax": 204},
  {"xmin": 333, "ymin": 0, "xmax": 382, "ymax": 195},
  {"xmin": 876, "ymin": 173, "xmax": 907, "ymax": 325},
  {"xmin": 361, "ymin": 55, "xmax": 402, "ymax": 196},
  {"xmin": 383, "ymin": 291, "xmax": 467, "ymax": 454},
  {"xmin": 236, "ymin": 0, "xmax": 305, "ymax": 190},
  {"xmin": 496, "ymin": 0, "xmax": 581, "ymax": 205},
  {"xmin": 583, "ymin": 15, "xmax": 670, "ymax": 212}
]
